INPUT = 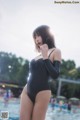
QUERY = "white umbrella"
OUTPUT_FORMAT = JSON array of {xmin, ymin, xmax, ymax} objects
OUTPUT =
[
  {"xmin": 57, "ymin": 96, "xmax": 66, "ymax": 99},
  {"xmin": 69, "ymin": 97, "xmax": 80, "ymax": 101}
]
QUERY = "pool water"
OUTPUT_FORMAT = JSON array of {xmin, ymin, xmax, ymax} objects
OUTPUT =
[
  {"xmin": 46, "ymin": 105, "xmax": 80, "ymax": 120},
  {"xmin": 0, "ymin": 98, "xmax": 80, "ymax": 120},
  {"xmin": 0, "ymin": 98, "xmax": 19, "ymax": 120}
]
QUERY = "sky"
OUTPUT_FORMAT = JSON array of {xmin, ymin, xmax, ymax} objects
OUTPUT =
[{"xmin": 0, "ymin": 0, "xmax": 80, "ymax": 67}]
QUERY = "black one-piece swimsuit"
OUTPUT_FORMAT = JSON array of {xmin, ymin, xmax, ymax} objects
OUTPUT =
[
  {"xmin": 27, "ymin": 49, "xmax": 60, "ymax": 103},
  {"xmin": 27, "ymin": 58, "xmax": 50, "ymax": 103}
]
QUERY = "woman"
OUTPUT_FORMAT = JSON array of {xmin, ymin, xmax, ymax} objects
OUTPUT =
[{"xmin": 20, "ymin": 25, "xmax": 61, "ymax": 120}]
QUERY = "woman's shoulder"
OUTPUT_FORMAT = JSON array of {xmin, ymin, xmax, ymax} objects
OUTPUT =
[
  {"xmin": 54, "ymin": 48, "xmax": 61, "ymax": 62},
  {"xmin": 54, "ymin": 48, "xmax": 61, "ymax": 54},
  {"xmin": 50, "ymin": 48, "xmax": 61, "ymax": 62},
  {"xmin": 49, "ymin": 47, "xmax": 61, "ymax": 54}
]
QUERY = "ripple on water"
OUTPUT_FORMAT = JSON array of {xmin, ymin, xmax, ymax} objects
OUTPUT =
[
  {"xmin": 0, "ymin": 100, "xmax": 80, "ymax": 120},
  {"xmin": 46, "ymin": 105, "xmax": 80, "ymax": 120}
]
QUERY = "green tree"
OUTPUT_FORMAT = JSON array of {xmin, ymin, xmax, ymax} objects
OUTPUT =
[
  {"xmin": 60, "ymin": 59, "xmax": 76, "ymax": 78},
  {"xmin": 0, "ymin": 52, "xmax": 29, "ymax": 87}
]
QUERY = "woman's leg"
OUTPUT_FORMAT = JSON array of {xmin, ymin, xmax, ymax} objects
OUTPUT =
[
  {"xmin": 32, "ymin": 90, "xmax": 51, "ymax": 120},
  {"xmin": 20, "ymin": 85, "xmax": 34, "ymax": 120}
]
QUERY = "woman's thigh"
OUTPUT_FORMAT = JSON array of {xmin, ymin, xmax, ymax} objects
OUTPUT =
[
  {"xmin": 32, "ymin": 90, "xmax": 51, "ymax": 120},
  {"xmin": 20, "ymin": 85, "xmax": 34, "ymax": 120}
]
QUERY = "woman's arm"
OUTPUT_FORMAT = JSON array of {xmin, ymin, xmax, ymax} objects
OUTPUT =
[
  {"xmin": 43, "ymin": 49, "xmax": 61, "ymax": 79},
  {"xmin": 43, "ymin": 59, "xmax": 61, "ymax": 79}
]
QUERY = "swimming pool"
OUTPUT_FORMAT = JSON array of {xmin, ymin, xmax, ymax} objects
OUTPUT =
[
  {"xmin": 0, "ymin": 98, "xmax": 19, "ymax": 120},
  {"xmin": 46, "ymin": 104, "xmax": 80, "ymax": 120},
  {"xmin": 0, "ymin": 98, "xmax": 80, "ymax": 120}
]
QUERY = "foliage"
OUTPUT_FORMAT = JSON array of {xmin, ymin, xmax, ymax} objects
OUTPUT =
[{"xmin": 0, "ymin": 51, "xmax": 29, "ymax": 87}]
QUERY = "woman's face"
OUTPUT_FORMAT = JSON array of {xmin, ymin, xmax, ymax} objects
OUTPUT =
[{"xmin": 34, "ymin": 35, "xmax": 43, "ymax": 49}]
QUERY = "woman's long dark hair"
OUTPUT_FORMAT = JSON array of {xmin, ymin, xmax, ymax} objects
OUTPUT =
[{"xmin": 33, "ymin": 25, "xmax": 56, "ymax": 51}]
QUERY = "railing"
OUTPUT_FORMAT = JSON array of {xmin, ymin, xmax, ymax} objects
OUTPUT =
[{"xmin": 57, "ymin": 78, "xmax": 80, "ymax": 97}]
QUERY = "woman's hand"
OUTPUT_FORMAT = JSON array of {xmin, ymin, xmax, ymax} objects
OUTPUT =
[{"xmin": 40, "ymin": 44, "xmax": 49, "ymax": 59}]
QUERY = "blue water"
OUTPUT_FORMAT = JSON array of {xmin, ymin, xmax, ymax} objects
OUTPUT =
[
  {"xmin": 0, "ymin": 98, "xmax": 19, "ymax": 120},
  {"xmin": 0, "ymin": 98, "xmax": 80, "ymax": 120}
]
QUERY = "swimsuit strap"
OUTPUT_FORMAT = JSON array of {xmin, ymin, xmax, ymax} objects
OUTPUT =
[{"xmin": 48, "ymin": 49, "xmax": 55, "ymax": 58}]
